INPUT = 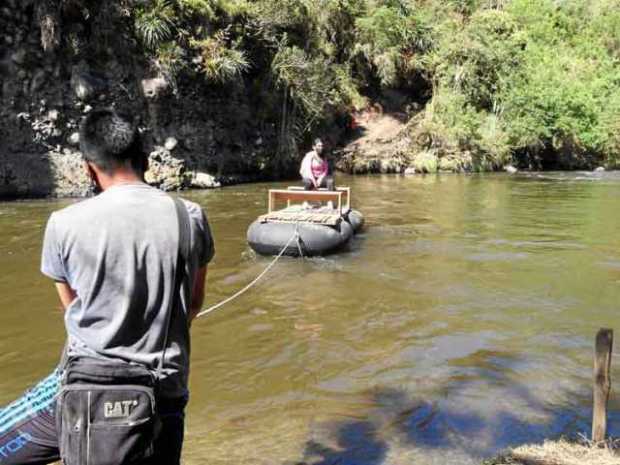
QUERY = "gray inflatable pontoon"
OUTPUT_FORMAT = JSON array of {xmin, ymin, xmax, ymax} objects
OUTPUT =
[{"xmin": 247, "ymin": 187, "xmax": 364, "ymax": 257}]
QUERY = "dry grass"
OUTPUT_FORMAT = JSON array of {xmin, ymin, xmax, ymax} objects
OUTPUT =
[{"xmin": 486, "ymin": 438, "xmax": 620, "ymax": 465}]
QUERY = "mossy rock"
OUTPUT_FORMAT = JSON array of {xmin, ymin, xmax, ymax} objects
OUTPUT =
[
  {"xmin": 380, "ymin": 158, "xmax": 402, "ymax": 173},
  {"xmin": 438, "ymin": 157, "xmax": 461, "ymax": 172},
  {"xmin": 412, "ymin": 151, "xmax": 439, "ymax": 173}
]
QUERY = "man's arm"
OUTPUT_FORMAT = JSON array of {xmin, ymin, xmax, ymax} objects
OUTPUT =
[
  {"xmin": 188, "ymin": 265, "xmax": 207, "ymax": 323},
  {"xmin": 55, "ymin": 281, "xmax": 77, "ymax": 310}
]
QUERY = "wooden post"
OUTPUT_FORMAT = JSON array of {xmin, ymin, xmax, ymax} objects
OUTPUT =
[{"xmin": 592, "ymin": 328, "xmax": 613, "ymax": 442}]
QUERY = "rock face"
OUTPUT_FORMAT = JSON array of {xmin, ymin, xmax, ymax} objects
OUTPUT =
[
  {"xmin": 0, "ymin": 3, "xmax": 285, "ymax": 198},
  {"xmin": 0, "ymin": 149, "xmax": 89, "ymax": 198}
]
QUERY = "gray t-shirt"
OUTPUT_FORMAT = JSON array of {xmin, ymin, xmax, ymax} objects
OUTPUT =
[{"xmin": 41, "ymin": 183, "xmax": 214, "ymax": 397}]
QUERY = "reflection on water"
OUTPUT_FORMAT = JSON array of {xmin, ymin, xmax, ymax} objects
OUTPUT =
[{"xmin": 1, "ymin": 172, "xmax": 620, "ymax": 464}]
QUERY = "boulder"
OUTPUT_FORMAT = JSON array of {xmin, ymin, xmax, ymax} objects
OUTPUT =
[
  {"xmin": 352, "ymin": 157, "xmax": 379, "ymax": 174},
  {"xmin": 190, "ymin": 171, "xmax": 221, "ymax": 189},
  {"xmin": 164, "ymin": 137, "xmax": 178, "ymax": 151},
  {"xmin": 439, "ymin": 157, "xmax": 460, "ymax": 172},
  {"xmin": 404, "ymin": 167, "xmax": 416, "ymax": 175},
  {"xmin": 595, "ymin": 166, "xmax": 605, "ymax": 172},
  {"xmin": 145, "ymin": 148, "xmax": 184, "ymax": 191},
  {"xmin": 412, "ymin": 151, "xmax": 438, "ymax": 174},
  {"xmin": 49, "ymin": 150, "xmax": 91, "ymax": 197},
  {"xmin": 504, "ymin": 164, "xmax": 518, "ymax": 174},
  {"xmin": 380, "ymin": 159, "xmax": 398, "ymax": 174},
  {"xmin": 68, "ymin": 132, "xmax": 80, "ymax": 145}
]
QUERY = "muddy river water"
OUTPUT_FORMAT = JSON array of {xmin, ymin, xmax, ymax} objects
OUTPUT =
[{"xmin": 1, "ymin": 172, "xmax": 619, "ymax": 464}]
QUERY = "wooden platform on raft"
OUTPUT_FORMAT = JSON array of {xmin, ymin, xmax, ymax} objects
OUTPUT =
[
  {"xmin": 268, "ymin": 187, "xmax": 351, "ymax": 214},
  {"xmin": 259, "ymin": 187, "xmax": 353, "ymax": 226},
  {"xmin": 259, "ymin": 208, "xmax": 342, "ymax": 226}
]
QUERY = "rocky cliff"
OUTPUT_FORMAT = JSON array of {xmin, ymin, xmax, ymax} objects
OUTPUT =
[{"xmin": 0, "ymin": 1, "xmax": 297, "ymax": 199}]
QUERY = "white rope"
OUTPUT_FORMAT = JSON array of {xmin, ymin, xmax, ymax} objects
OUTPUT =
[
  {"xmin": 295, "ymin": 222, "xmax": 305, "ymax": 258},
  {"xmin": 195, "ymin": 228, "xmax": 300, "ymax": 319}
]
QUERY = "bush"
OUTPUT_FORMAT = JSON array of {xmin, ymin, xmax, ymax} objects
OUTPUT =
[
  {"xmin": 414, "ymin": 0, "xmax": 620, "ymax": 168},
  {"xmin": 354, "ymin": 1, "xmax": 433, "ymax": 86},
  {"xmin": 122, "ymin": 0, "xmax": 620, "ymax": 169}
]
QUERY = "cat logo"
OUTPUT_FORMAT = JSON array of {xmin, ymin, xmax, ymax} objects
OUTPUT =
[{"xmin": 103, "ymin": 400, "xmax": 139, "ymax": 419}]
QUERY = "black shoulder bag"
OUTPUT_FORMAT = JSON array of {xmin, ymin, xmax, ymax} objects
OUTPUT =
[{"xmin": 56, "ymin": 197, "xmax": 190, "ymax": 465}]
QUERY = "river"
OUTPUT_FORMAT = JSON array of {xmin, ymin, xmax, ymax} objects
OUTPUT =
[{"xmin": 1, "ymin": 172, "xmax": 619, "ymax": 464}]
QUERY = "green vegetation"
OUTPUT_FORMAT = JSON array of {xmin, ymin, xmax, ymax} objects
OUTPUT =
[
  {"xmin": 414, "ymin": 0, "xmax": 620, "ymax": 169},
  {"xmin": 72, "ymin": 0, "xmax": 620, "ymax": 169}
]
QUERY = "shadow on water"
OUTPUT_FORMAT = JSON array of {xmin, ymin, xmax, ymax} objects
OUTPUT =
[
  {"xmin": 288, "ymin": 349, "xmax": 619, "ymax": 465},
  {"xmin": 302, "ymin": 421, "xmax": 388, "ymax": 465}
]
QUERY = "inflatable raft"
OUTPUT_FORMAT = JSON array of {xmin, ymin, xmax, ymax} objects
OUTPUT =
[{"xmin": 247, "ymin": 187, "xmax": 364, "ymax": 257}]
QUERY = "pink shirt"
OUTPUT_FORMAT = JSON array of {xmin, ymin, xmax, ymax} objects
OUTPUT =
[{"xmin": 310, "ymin": 156, "xmax": 328, "ymax": 178}]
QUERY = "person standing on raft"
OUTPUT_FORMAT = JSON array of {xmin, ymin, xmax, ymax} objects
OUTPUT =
[{"xmin": 300, "ymin": 138, "xmax": 335, "ymax": 191}]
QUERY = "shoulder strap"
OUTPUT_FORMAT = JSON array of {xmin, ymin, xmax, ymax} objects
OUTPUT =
[
  {"xmin": 156, "ymin": 197, "xmax": 191, "ymax": 379},
  {"xmin": 173, "ymin": 197, "xmax": 191, "ymax": 265}
]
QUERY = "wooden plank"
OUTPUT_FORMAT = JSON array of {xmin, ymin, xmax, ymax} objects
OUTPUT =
[
  {"xmin": 259, "ymin": 212, "xmax": 341, "ymax": 226},
  {"xmin": 269, "ymin": 190, "xmax": 343, "ymax": 214},
  {"xmin": 592, "ymin": 328, "xmax": 613, "ymax": 442},
  {"xmin": 286, "ymin": 186, "xmax": 352, "ymax": 211},
  {"xmin": 270, "ymin": 190, "xmax": 342, "ymax": 202}
]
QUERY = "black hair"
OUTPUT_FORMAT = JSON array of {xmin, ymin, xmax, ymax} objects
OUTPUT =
[{"xmin": 79, "ymin": 109, "xmax": 145, "ymax": 173}]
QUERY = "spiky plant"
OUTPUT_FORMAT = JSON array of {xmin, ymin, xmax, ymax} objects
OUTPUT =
[
  {"xmin": 135, "ymin": 0, "xmax": 176, "ymax": 50},
  {"xmin": 191, "ymin": 29, "xmax": 250, "ymax": 83}
]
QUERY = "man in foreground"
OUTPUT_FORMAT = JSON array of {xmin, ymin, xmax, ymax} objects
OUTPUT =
[{"xmin": 0, "ymin": 109, "xmax": 214, "ymax": 464}]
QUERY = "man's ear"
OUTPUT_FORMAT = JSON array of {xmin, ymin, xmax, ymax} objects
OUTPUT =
[
  {"xmin": 84, "ymin": 161, "xmax": 103, "ymax": 194},
  {"xmin": 84, "ymin": 161, "xmax": 95, "ymax": 180}
]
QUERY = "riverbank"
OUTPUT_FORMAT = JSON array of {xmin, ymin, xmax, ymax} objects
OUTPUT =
[
  {"xmin": 484, "ymin": 438, "xmax": 619, "ymax": 465},
  {"xmin": 3, "ymin": 1, "xmax": 620, "ymax": 199}
]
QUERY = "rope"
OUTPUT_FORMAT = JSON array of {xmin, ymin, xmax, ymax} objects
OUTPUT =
[
  {"xmin": 295, "ymin": 223, "xmax": 305, "ymax": 258},
  {"xmin": 195, "ymin": 227, "xmax": 300, "ymax": 319}
]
